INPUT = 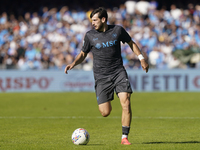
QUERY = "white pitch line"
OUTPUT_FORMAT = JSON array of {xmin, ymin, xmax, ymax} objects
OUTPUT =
[{"xmin": 0, "ymin": 116, "xmax": 200, "ymax": 119}]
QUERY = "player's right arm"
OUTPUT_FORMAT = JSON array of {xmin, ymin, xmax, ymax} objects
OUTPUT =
[
  {"xmin": 65, "ymin": 32, "xmax": 91, "ymax": 74},
  {"xmin": 64, "ymin": 51, "xmax": 88, "ymax": 74}
]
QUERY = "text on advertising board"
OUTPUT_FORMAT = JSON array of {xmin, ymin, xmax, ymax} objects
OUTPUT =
[{"xmin": 0, "ymin": 77, "xmax": 53, "ymax": 92}]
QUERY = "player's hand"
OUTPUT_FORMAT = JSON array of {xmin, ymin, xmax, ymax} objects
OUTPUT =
[
  {"xmin": 140, "ymin": 51, "xmax": 149, "ymax": 73},
  {"xmin": 64, "ymin": 64, "xmax": 74, "ymax": 74},
  {"xmin": 141, "ymin": 59, "xmax": 149, "ymax": 73}
]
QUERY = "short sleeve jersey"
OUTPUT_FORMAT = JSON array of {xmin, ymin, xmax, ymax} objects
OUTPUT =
[{"xmin": 82, "ymin": 25, "xmax": 131, "ymax": 79}]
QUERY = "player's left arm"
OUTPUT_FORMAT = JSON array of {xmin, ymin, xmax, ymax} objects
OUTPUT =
[{"xmin": 127, "ymin": 40, "xmax": 149, "ymax": 73}]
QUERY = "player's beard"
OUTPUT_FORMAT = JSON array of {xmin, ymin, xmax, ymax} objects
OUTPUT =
[{"xmin": 96, "ymin": 22, "xmax": 104, "ymax": 32}]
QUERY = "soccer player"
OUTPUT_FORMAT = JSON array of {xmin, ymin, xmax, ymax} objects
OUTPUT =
[{"xmin": 65, "ymin": 7, "xmax": 149, "ymax": 145}]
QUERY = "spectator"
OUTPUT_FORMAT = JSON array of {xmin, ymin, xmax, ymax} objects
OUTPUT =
[
  {"xmin": 135, "ymin": 0, "xmax": 150, "ymax": 16},
  {"xmin": 0, "ymin": 1, "xmax": 200, "ymax": 71},
  {"xmin": 124, "ymin": 0, "xmax": 137, "ymax": 16}
]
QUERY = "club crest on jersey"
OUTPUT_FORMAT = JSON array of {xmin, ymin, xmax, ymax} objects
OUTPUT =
[
  {"xmin": 112, "ymin": 33, "xmax": 117, "ymax": 38},
  {"xmin": 95, "ymin": 43, "xmax": 101, "ymax": 49}
]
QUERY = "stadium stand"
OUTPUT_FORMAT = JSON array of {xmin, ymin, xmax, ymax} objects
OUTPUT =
[{"xmin": 0, "ymin": 0, "xmax": 200, "ymax": 70}]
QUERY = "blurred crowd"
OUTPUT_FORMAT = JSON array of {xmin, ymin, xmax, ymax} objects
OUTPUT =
[{"xmin": 0, "ymin": 0, "xmax": 200, "ymax": 70}]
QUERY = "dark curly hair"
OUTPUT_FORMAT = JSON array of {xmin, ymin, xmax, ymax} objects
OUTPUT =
[{"xmin": 90, "ymin": 7, "xmax": 108, "ymax": 22}]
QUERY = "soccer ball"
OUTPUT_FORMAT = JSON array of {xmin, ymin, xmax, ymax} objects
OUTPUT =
[{"xmin": 71, "ymin": 128, "xmax": 90, "ymax": 145}]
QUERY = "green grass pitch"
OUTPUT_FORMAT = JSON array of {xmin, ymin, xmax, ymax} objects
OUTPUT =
[{"xmin": 0, "ymin": 92, "xmax": 200, "ymax": 150}]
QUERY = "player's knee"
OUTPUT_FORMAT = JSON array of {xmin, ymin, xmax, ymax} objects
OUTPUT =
[
  {"xmin": 99, "ymin": 109, "xmax": 112, "ymax": 117},
  {"xmin": 98, "ymin": 102, "xmax": 112, "ymax": 117},
  {"xmin": 101, "ymin": 111, "xmax": 110, "ymax": 117}
]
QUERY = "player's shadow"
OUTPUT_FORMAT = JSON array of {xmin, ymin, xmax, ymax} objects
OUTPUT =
[{"xmin": 143, "ymin": 141, "xmax": 200, "ymax": 144}]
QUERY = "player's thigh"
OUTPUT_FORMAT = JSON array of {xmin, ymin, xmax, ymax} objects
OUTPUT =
[
  {"xmin": 118, "ymin": 92, "xmax": 131, "ymax": 99},
  {"xmin": 118, "ymin": 92, "xmax": 131, "ymax": 105}
]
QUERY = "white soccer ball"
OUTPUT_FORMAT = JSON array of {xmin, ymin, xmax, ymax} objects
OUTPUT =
[{"xmin": 71, "ymin": 128, "xmax": 90, "ymax": 145}]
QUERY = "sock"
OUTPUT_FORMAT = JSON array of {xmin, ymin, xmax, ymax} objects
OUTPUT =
[
  {"xmin": 122, "ymin": 126, "xmax": 130, "ymax": 139},
  {"xmin": 122, "ymin": 134, "xmax": 128, "ymax": 139}
]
